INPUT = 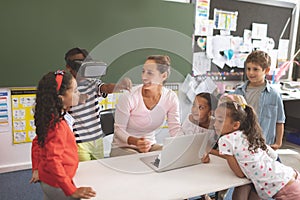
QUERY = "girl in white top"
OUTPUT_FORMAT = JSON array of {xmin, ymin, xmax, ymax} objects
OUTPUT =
[
  {"xmin": 214, "ymin": 101, "xmax": 300, "ymax": 199},
  {"xmin": 182, "ymin": 92, "xmax": 217, "ymax": 135},
  {"xmin": 182, "ymin": 92, "xmax": 218, "ymax": 162},
  {"xmin": 182, "ymin": 92, "xmax": 218, "ymax": 200},
  {"xmin": 110, "ymin": 55, "xmax": 181, "ymax": 157}
]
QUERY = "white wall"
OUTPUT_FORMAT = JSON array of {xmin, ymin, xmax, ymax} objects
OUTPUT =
[
  {"xmin": 0, "ymin": 88, "xmax": 32, "ymax": 173},
  {"xmin": 0, "ymin": 132, "xmax": 32, "ymax": 173}
]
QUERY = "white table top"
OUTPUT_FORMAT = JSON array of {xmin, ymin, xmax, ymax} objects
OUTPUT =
[
  {"xmin": 74, "ymin": 152, "xmax": 250, "ymax": 200},
  {"xmin": 281, "ymin": 90, "xmax": 300, "ymax": 101}
]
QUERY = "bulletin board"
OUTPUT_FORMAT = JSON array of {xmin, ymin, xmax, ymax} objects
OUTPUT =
[
  {"xmin": 209, "ymin": 0, "xmax": 299, "ymax": 79},
  {"xmin": 11, "ymin": 88, "xmax": 36, "ymax": 144},
  {"xmin": 209, "ymin": 0, "xmax": 294, "ymax": 48},
  {"xmin": 193, "ymin": 0, "xmax": 299, "ymax": 81}
]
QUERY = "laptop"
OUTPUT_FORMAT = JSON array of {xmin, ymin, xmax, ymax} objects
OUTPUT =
[{"xmin": 140, "ymin": 133, "xmax": 213, "ymax": 172}]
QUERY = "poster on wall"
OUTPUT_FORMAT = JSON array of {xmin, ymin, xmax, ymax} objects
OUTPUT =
[
  {"xmin": 98, "ymin": 93, "xmax": 122, "ymax": 110},
  {"xmin": 0, "ymin": 89, "xmax": 10, "ymax": 133},
  {"xmin": 11, "ymin": 88, "xmax": 36, "ymax": 144},
  {"xmin": 194, "ymin": 0, "xmax": 211, "ymax": 36},
  {"xmin": 213, "ymin": 8, "xmax": 238, "ymax": 31}
]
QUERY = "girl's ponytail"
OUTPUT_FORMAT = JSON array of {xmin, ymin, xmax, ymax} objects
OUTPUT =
[
  {"xmin": 219, "ymin": 101, "xmax": 267, "ymax": 153},
  {"xmin": 241, "ymin": 105, "xmax": 267, "ymax": 152}
]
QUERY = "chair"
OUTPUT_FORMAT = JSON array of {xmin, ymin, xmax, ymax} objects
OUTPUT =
[
  {"xmin": 100, "ymin": 108, "xmax": 115, "ymax": 137},
  {"xmin": 100, "ymin": 108, "xmax": 115, "ymax": 157}
]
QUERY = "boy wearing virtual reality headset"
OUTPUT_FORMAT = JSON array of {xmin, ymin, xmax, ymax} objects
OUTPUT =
[{"xmin": 65, "ymin": 47, "xmax": 131, "ymax": 161}]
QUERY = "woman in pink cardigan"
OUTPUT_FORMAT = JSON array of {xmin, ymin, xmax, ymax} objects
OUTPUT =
[{"xmin": 110, "ymin": 55, "xmax": 182, "ymax": 157}]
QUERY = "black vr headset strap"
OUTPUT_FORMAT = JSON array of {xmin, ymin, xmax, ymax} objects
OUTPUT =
[
  {"xmin": 66, "ymin": 48, "xmax": 93, "ymax": 72},
  {"xmin": 67, "ymin": 59, "xmax": 83, "ymax": 73}
]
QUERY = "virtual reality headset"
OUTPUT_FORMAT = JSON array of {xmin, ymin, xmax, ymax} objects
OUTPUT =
[{"xmin": 72, "ymin": 60, "xmax": 108, "ymax": 78}]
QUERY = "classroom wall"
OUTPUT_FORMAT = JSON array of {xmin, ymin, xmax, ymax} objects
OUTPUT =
[
  {"xmin": 0, "ymin": 88, "xmax": 32, "ymax": 173},
  {"xmin": 0, "ymin": 0, "xmax": 194, "ymax": 173},
  {"xmin": 0, "ymin": 0, "xmax": 194, "ymax": 87}
]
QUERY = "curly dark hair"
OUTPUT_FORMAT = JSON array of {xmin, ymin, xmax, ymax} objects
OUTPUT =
[
  {"xmin": 34, "ymin": 71, "xmax": 73, "ymax": 147},
  {"xmin": 218, "ymin": 102, "xmax": 267, "ymax": 153}
]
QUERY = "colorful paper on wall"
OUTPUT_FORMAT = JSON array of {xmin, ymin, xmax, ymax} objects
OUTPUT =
[
  {"xmin": 11, "ymin": 88, "xmax": 36, "ymax": 144},
  {"xmin": 214, "ymin": 9, "xmax": 238, "ymax": 31},
  {"xmin": 194, "ymin": 0, "xmax": 211, "ymax": 35},
  {"xmin": 196, "ymin": 0, "xmax": 210, "ymax": 19},
  {"xmin": 0, "ymin": 90, "xmax": 10, "ymax": 133}
]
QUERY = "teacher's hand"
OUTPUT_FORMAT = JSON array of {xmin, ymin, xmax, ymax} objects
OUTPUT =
[{"xmin": 136, "ymin": 138, "xmax": 151, "ymax": 153}]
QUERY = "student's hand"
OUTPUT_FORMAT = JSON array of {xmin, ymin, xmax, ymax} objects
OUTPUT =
[
  {"xmin": 79, "ymin": 94, "xmax": 88, "ymax": 104},
  {"xmin": 209, "ymin": 149, "xmax": 227, "ymax": 159},
  {"xmin": 115, "ymin": 77, "xmax": 132, "ymax": 92},
  {"xmin": 71, "ymin": 187, "xmax": 96, "ymax": 199},
  {"xmin": 29, "ymin": 169, "xmax": 39, "ymax": 183},
  {"xmin": 136, "ymin": 138, "xmax": 151, "ymax": 153},
  {"xmin": 270, "ymin": 143, "xmax": 281, "ymax": 150},
  {"xmin": 209, "ymin": 149, "xmax": 219, "ymax": 156},
  {"xmin": 201, "ymin": 154, "xmax": 210, "ymax": 163}
]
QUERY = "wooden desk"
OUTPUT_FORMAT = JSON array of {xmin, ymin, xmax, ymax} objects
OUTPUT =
[{"xmin": 74, "ymin": 152, "xmax": 250, "ymax": 200}]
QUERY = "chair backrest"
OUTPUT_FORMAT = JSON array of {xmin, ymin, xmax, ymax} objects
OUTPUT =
[{"xmin": 100, "ymin": 108, "xmax": 115, "ymax": 137}]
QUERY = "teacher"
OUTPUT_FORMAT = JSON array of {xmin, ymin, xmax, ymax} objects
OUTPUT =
[{"xmin": 110, "ymin": 55, "xmax": 182, "ymax": 157}]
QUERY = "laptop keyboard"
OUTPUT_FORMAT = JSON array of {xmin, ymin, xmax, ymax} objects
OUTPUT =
[{"xmin": 152, "ymin": 157, "xmax": 160, "ymax": 167}]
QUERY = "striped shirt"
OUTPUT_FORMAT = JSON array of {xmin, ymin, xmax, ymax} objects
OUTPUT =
[{"xmin": 69, "ymin": 78, "xmax": 105, "ymax": 143}]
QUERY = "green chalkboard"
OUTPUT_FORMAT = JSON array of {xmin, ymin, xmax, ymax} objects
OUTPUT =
[{"xmin": 0, "ymin": 0, "xmax": 194, "ymax": 87}]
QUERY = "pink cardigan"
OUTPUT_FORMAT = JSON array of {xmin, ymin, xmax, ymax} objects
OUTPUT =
[{"xmin": 112, "ymin": 85, "xmax": 181, "ymax": 149}]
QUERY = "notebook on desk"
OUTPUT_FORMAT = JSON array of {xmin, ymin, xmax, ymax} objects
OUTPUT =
[{"xmin": 140, "ymin": 133, "xmax": 210, "ymax": 172}]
